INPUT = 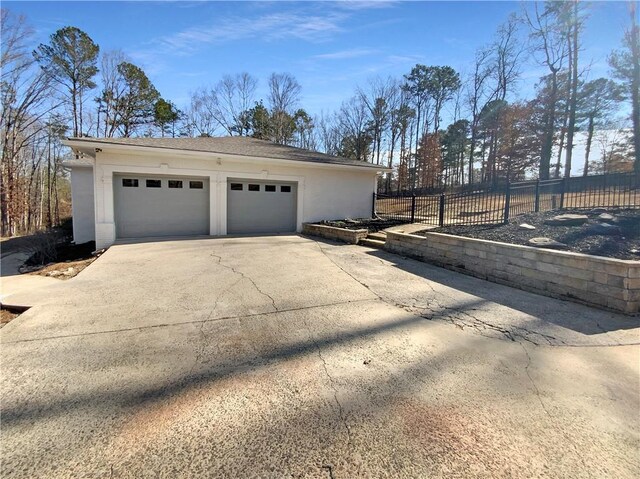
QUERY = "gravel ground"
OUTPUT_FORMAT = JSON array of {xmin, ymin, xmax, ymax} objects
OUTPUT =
[
  {"xmin": 319, "ymin": 218, "xmax": 405, "ymax": 232},
  {"xmin": 419, "ymin": 208, "xmax": 640, "ymax": 260}
]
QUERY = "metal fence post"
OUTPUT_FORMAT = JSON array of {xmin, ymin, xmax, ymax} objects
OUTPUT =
[
  {"xmin": 534, "ymin": 179, "xmax": 540, "ymax": 212},
  {"xmin": 504, "ymin": 181, "xmax": 511, "ymax": 224},
  {"xmin": 410, "ymin": 195, "xmax": 416, "ymax": 223},
  {"xmin": 438, "ymin": 194, "xmax": 445, "ymax": 227},
  {"xmin": 372, "ymin": 192, "xmax": 376, "ymax": 218},
  {"xmin": 559, "ymin": 177, "xmax": 567, "ymax": 210}
]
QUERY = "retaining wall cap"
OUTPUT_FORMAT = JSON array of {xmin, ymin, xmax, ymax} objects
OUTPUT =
[{"xmin": 389, "ymin": 230, "xmax": 640, "ymax": 266}]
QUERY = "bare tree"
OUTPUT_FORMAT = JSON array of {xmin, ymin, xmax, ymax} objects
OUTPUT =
[
  {"xmin": 357, "ymin": 76, "xmax": 395, "ymax": 165},
  {"xmin": 563, "ymin": 0, "xmax": 585, "ymax": 179},
  {"xmin": 609, "ymin": 1, "xmax": 640, "ymax": 173},
  {"xmin": 268, "ymin": 72, "xmax": 301, "ymax": 144},
  {"xmin": 466, "ymin": 48, "xmax": 493, "ymax": 184},
  {"xmin": 526, "ymin": 2, "xmax": 569, "ymax": 180},
  {"xmin": 484, "ymin": 15, "xmax": 524, "ymax": 185},
  {"xmin": 336, "ymin": 95, "xmax": 371, "ymax": 161},
  {"xmin": 186, "ymin": 87, "xmax": 218, "ymax": 137},
  {"xmin": 213, "ymin": 72, "xmax": 257, "ymax": 135},
  {"xmin": 1, "ymin": 9, "xmax": 60, "ymax": 235},
  {"xmin": 95, "ymin": 49, "xmax": 127, "ymax": 137},
  {"xmin": 491, "ymin": 14, "xmax": 523, "ymax": 102},
  {"xmin": 315, "ymin": 112, "xmax": 341, "ymax": 156}
]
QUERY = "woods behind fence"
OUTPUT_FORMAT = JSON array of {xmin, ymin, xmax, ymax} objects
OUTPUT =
[{"xmin": 375, "ymin": 172, "xmax": 639, "ymax": 226}]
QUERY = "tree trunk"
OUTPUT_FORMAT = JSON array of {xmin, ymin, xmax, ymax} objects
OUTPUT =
[
  {"xmin": 72, "ymin": 79, "xmax": 79, "ymax": 137},
  {"xmin": 539, "ymin": 71, "xmax": 559, "ymax": 180},
  {"xmin": 583, "ymin": 115, "xmax": 594, "ymax": 176},
  {"xmin": 630, "ymin": 2, "xmax": 640, "ymax": 173},
  {"xmin": 564, "ymin": 1, "xmax": 579, "ymax": 179},
  {"xmin": 468, "ymin": 129, "xmax": 477, "ymax": 185}
]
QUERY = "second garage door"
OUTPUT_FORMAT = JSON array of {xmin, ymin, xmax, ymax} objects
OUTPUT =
[
  {"xmin": 227, "ymin": 179, "xmax": 297, "ymax": 234},
  {"xmin": 114, "ymin": 174, "xmax": 209, "ymax": 239}
]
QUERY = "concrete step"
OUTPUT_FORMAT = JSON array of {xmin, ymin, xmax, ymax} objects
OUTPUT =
[
  {"xmin": 368, "ymin": 232, "xmax": 387, "ymax": 241},
  {"xmin": 359, "ymin": 238, "xmax": 385, "ymax": 249}
]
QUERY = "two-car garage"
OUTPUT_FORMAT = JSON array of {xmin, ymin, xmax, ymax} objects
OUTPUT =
[
  {"xmin": 64, "ymin": 136, "xmax": 385, "ymax": 249},
  {"xmin": 113, "ymin": 174, "xmax": 297, "ymax": 239}
]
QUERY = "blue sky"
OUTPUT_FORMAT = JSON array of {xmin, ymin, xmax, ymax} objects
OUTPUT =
[{"xmin": 5, "ymin": 1, "xmax": 634, "ymax": 119}]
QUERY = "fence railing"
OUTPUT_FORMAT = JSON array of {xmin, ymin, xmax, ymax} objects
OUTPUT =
[{"xmin": 374, "ymin": 172, "xmax": 639, "ymax": 227}]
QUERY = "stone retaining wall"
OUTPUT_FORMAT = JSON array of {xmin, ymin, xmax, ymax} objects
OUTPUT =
[
  {"xmin": 386, "ymin": 231, "xmax": 640, "ymax": 315},
  {"xmin": 302, "ymin": 223, "xmax": 369, "ymax": 245}
]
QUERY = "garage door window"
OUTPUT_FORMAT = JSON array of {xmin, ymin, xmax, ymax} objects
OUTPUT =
[
  {"xmin": 248, "ymin": 184, "xmax": 260, "ymax": 192},
  {"xmin": 168, "ymin": 180, "xmax": 183, "ymax": 188},
  {"xmin": 189, "ymin": 181, "xmax": 204, "ymax": 189},
  {"xmin": 281, "ymin": 185, "xmax": 291, "ymax": 193},
  {"xmin": 265, "ymin": 185, "xmax": 276, "ymax": 192},
  {"xmin": 146, "ymin": 179, "xmax": 162, "ymax": 188},
  {"xmin": 230, "ymin": 183, "xmax": 243, "ymax": 190},
  {"xmin": 122, "ymin": 178, "xmax": 138, "ymax": 187}
]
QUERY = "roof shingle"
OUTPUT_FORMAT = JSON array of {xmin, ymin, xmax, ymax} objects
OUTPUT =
[{"xmin": 66, "ymin": 136, "xmax": 386, "ymax": 170}]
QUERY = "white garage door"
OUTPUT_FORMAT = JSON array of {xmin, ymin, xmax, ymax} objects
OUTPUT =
[
  {"xmin": 227, "ymin": 179, "xmax": 297, "ymax": 234},
  {"xmin": 114, "ymin": 174, "xmax": 209, "ymax": 239}
]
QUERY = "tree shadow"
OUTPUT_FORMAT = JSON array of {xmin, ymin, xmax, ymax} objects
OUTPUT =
[
  {"xmin": 3, "ymin": 299, "xmax": 543, "ymax": 477},
  {"xmin": 359, "ymin": 247, "xmax": 639, "ymax": 336}
]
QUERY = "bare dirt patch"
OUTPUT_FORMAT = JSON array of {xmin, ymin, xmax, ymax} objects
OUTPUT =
[
  {"xmin": 3, "ymin": 222, "xmax": 101, "ymax": 280},
  {"xmin": 31, "ymin": 257, "xmax": 97, "ymax": 280},
  {"xmin": 1, "ymin": 309, "xmax": 19, "ymax": 327},
  {"xmin": 416, "ymin": 209, "xmax": 640, "ymax": 260}
]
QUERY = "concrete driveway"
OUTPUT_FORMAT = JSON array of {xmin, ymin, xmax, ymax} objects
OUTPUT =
[{"xmin": 1, "ymin": 235, "xmax": 639, "ymax": 478}]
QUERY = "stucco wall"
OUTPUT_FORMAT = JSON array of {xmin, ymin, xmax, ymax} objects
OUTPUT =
[
  {"xmin": 70, "ymin": 167, "xmax": 95, "ymax": 244},
  {"xmin": 87, "ymin": 149, "xmax": 378, "ymax": 248}
]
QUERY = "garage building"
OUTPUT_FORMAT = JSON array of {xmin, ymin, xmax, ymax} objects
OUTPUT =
[{"xmin": 63, "ymin": 137, "xmax": 388, "ymax": 249}]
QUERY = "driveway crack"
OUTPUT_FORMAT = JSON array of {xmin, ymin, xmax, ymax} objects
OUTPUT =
[
  {"xmin": 314, "ymin": 242, "xmax": 381, "ymax": 302},
  {"xmin": 300, "ymin": 311, "xmax": 352, "ymax": 447},
  {"xmin": 211, "ymin": 252, "xmax": 278, "ymax": 312},
  {"xmin": 519, "ymin": 343, "xmax": 588, "ymax": 467},
  {"xmin": 188, "ymin": 317, "xmax": 209, "ymax": 377},
  {"xmin": 317, "ymin": 346, "xmax": 352, "ymax": 446},
  {"xmin": 520, "ymin": 343, "xmax": 551, "ymax": 417}
]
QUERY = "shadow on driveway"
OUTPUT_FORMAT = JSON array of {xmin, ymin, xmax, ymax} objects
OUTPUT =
[{"xmin": 361, "ymin": 247, "xmax": 639, "ymax": 336}]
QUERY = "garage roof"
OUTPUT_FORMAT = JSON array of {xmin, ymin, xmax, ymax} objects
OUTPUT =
[{"xmin": 65, "ymin": 136, "xmax": 389, "ymax": 171}]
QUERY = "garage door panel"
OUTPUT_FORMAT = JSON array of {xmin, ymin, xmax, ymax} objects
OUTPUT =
[
  {"xmin": 114, "ymin": 174, "xmax": 209, "ymax": 239},
  {"xmin": 227, "ymin": 180, "xmax": 297, "ymax": 234}
]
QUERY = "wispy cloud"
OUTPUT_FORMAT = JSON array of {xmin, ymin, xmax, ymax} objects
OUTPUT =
[
  {"xmin": 127, "ymin": 2, "xmax": 400, "ymax": 75},
  {"xmin": 159, "ymin": 12, "xmax": 344, "ymax": 55},
  {"xmin": 334, "ymin": 0, "xmax": 398, "ymax": 11},
  {"xmin": 312, "ymin": 48, "xmax": 379, "ymax": 60}
]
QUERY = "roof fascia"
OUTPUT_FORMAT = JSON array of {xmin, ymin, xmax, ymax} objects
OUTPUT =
[{"xmin": 61, "ymin": 139, "xmax": 391, "ymax": 173}]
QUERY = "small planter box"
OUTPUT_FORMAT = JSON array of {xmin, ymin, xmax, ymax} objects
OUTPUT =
[
  {"xmin": 302, "ymin": 223, "xmax": 369, "ymax": 245},
  {"xmin": 386, "ymin": 230, "xmax": 640, "ymax": 315}
]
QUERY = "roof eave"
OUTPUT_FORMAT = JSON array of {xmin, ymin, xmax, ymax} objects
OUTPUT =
[{"xmin": 62, "ymin": 139, "xmax": 390, "ymax": 173}]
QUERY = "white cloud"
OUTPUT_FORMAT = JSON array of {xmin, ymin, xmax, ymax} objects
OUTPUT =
[
  {"xmin": 158, "ymin": 12, "xmax": 345, "ymax": 55},
  {"xmin": 312, "ymin": 48, "xmax": 378, "ymax": 60},
  {"xmin": 334, "ymin": 1, "xmax": 398, "ymax": 11}
]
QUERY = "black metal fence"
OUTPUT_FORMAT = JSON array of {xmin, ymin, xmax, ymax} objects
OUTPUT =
[{"xmin": 374, "ymin": 172, "xmax": 639, "ymax": 227}]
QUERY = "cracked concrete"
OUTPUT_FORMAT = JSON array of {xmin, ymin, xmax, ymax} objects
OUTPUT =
[
  {"xmin": 211, "ymin": 252, "xmax": 279, "ymax": 312},
  {"xmin": 1, "ymin": 235, "xmax": 639, "ymax": 478}
]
